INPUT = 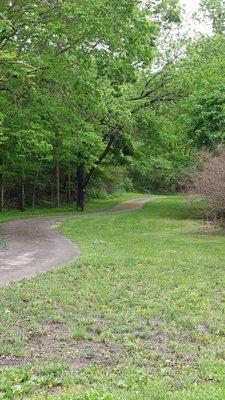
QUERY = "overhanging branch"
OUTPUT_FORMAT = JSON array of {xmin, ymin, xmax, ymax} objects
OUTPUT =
[{"xmin": 85, "ymin": 125, "xmax": 122, "ymax": 187}]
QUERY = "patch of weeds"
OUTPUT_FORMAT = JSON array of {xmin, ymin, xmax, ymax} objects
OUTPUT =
[
  {"xmin": 0, "ymin": 364, "xmax": 69, "ymax": 399},
  {"xmin": 70, "ymin": 325, "xmax": 92, "ymax": 341}
]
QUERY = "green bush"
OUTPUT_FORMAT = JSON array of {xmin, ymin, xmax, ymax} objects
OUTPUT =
[{"xmin": 86, "ymin": 187, "xmax": 107, "ymax": 199}]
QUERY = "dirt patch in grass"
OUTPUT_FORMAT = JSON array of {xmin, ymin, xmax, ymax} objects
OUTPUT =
[
  {"xmin": 0, "ymin": 356, "xmax": 24, "ymax": 368},
  {"xmin": 134, "ymin": 317, "xmax": 198, "ymax": 372},
  {"xmin": 0, "ymin": 323, "xmax": 126, "ymax": 370}
]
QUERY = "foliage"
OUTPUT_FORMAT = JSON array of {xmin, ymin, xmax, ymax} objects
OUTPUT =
[
  {"xmin": 138, "ymin": 33, "xmax": 225, "ymax": 194},
  {"xmin": 200, "ymin": 0, "xmax": 225, "ymax": 34},
  {"xmin": 0, "ymin": 0, "xmax": 182, "ymax": 209},
  {"xmin": 1, "ymin": 0, "xmax": 225, "ymax": 207},
  {"xmin": 188, "ymin": 87, "xmax": 225, "ymax": 148}
]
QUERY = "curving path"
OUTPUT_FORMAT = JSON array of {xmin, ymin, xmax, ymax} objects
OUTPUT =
[
  {"xmin": 111, "ymin": 197, "xmax": 151, "ymax": 212},
  {"xmin": 0, "ymin": 197, "xmax": 150, "ymax": 285},
  {"xmin": 0, "ymin": 216, "xmax": 79, "ymax": 285}
]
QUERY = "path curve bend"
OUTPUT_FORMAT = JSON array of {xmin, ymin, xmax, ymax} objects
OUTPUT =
[
  {"xmin": 0, "ymin": 216, "xmax": 79, "ymax": 285},
  {"xmin": 0, "ymin": 197, "xmax": 150, "ymax": 285}
]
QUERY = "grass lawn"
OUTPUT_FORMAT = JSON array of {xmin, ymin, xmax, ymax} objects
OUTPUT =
[{"xmin": 1, "ymin": 195, "xmax": 225, "ymax": 399}]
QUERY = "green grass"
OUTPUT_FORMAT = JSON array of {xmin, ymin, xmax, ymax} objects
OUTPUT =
[
  {"xmin": 1, "ymin": 195, "xmax": 225, "ymax": 399},
  {"xmin": 0, "ymin": 192, "xmax": 141, "ymax": 224}
]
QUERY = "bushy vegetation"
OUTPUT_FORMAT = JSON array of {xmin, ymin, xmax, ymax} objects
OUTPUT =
[{"xmin": 186, "ymin": 148, "xmax": 225, "ymax": 221}]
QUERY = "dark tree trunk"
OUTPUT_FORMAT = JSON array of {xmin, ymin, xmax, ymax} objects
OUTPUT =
[
  {"xmin": 32, "ymin": 186, "xmax": 36, "ymax": 209},
  {"xmin": 67, "ymin": 163, "xmax": 72, "ymax": 204},
  {"xmin": 0, "ymin": 159, "xmax": 4, "ymax": 211},
  {"xmin": 75, "ymin": 125, "xmax": 122, "ymax": 212},
  {"xmin": 32, "ymin": 160, "xmax": 42, "ymax": 209},
  {"xmin": 55, "ymin": 132, "xmax": 60, "ymax": 207},
  {"xmin": 51, "ymin": 183, "xmax": 54, "ymax": 208},
  {"xmin": 20, "ymin": 179, "xmax": 25, "ymax": 211},
  {"xmin": 56, "ymin": 159, "xmax": 60, "ymax": 207},
  {"xmin": 76, "ymin": 162, "xmax": 85, "ymax": 211},
  {"xmin": 0, "ymin": 177, "xmax": 4, "ymax": 211}
]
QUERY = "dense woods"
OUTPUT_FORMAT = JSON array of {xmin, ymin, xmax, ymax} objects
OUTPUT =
[{"xmin": 1, "ymin": 0, "xmax": 225, "ymax": 211}]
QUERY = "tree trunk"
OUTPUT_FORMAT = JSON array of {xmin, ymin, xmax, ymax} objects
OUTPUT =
[
  {"xmin": 55, "ymin": 132, "xmax": 60, "ymax": 207},
  {"xmin": 32, "ymin": 186, "xmax": 36, "ymax": 209},
  {"xmin": 0, "ymin": 177, "xmax": 4, "ymax": 211},
  {"xmin": 67, "ymin": 163, "xmax": 72, "ymax": 204},
  {"xmin": 0, "ymin": 159, "xmax": 4, "ymax": 211},
  {"xmin": 21, "ymin": 179, "xmax": 25, "ymax": 211},
  {"xmin": 32, "ymin": 160, "xmax": 42, "ymax": 209},
  {"xmin": 76, "ymin": 162, "xmax": 85, "ymax": 211},
  {"xmin": 51, "ymin": 183, "xmax": 54, "ymax": 208},
  {"xmin": 56, "ymin": 158, "xmax": 60, "ymax": 207}
]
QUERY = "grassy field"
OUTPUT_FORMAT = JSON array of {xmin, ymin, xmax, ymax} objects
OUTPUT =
[{"xmin": 1, "ymin": 195, "xmax": 225, "ymax": 399}]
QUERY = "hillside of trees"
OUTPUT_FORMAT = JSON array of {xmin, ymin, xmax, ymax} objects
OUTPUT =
[{"xmin": 1, "ymin": 0, "xmax": 225, "ymax": 212}]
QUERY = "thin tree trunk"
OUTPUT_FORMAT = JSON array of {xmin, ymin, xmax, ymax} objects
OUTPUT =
[
  {"xmin": 0, "ymin": 159, "xmax": 4, "ymax": 211},
  {"xmin": 55, "ymin": 132, "xmax": 60, "ymax": 208},
  {"xmin": 56, "ymin": 157, "xmax": 60, "ymax": 207},
  {"xmin": 32, "ymin": 160, "xmax": 42, "ymax": 209},
  {"xmin": 51, "ymin": 183, "xmax": 54, "ymax": 208},
  {"xmin": 32, "ymin": 186, "xmax": 36, "ymax": 209},
  {"xmin": 76, "ymin": 161, "xmax": 85, "ymax": 211},
  {"xmin": 67, "ymin": 163, "xmax": 72, "ymax": 204},
  {"xmin": 0, "ymin": 178, "xmax": 4, "ymax": 211},
  {"xmin": 21, "ymin": 177, "xmax": 25, "ymax": 211}
]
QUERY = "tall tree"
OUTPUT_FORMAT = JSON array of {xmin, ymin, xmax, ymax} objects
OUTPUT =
[{"xmin": 0, "ymin": 0, "xmax": 180, "ymax": 210}]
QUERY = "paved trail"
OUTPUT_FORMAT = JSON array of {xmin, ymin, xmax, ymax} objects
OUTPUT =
[
  {"xmin": 0, "ymin": 216, "xmax": 79, "ymax": 285},
  {"xmin": 0, "ymin": 197, "xmax": 150, "ymax": 285}
]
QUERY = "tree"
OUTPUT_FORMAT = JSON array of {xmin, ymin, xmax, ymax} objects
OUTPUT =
[{"xmin": 1, "ymin": 0, "xmax": 181, "ymax": 210}]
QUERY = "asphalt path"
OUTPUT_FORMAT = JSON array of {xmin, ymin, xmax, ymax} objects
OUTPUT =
[{"xmin": 0, "ymin": 197, "xmax": 150, "ymax": 285}]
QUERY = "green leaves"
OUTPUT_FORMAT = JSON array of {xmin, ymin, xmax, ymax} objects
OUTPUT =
[
  {"xmin": 189, "ymin": 88, "xmax": 225, "ymax": 148},
  {"xmin": 201, "ymin": 0, "xmax": 225, "ymax": 34},
  {"xmin": 0, "ymin": 0, "xmax": 182, "ymax": 206}
]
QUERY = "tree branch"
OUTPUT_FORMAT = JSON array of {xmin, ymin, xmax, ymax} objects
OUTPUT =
[
  {"xmin": 131, "ymin": 92, "xmax": 183, "ymax": 114},
  {"xmin": 85, "ymin": 125, "xmax": 122, "ymax": 187}
]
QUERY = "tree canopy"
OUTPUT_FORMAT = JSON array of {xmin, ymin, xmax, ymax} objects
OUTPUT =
[{"xmin": 1, "ymin": 0, "xmax": 224, "ymax": 209}]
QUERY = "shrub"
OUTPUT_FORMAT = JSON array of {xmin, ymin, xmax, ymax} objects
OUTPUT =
[
  {"xmin": 86, "ymin": 187, "xmax": 107, "ymax": 199},
  {"xmin": 188, "ymin": 148, "xmax": 225, "ymax": 220}
]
